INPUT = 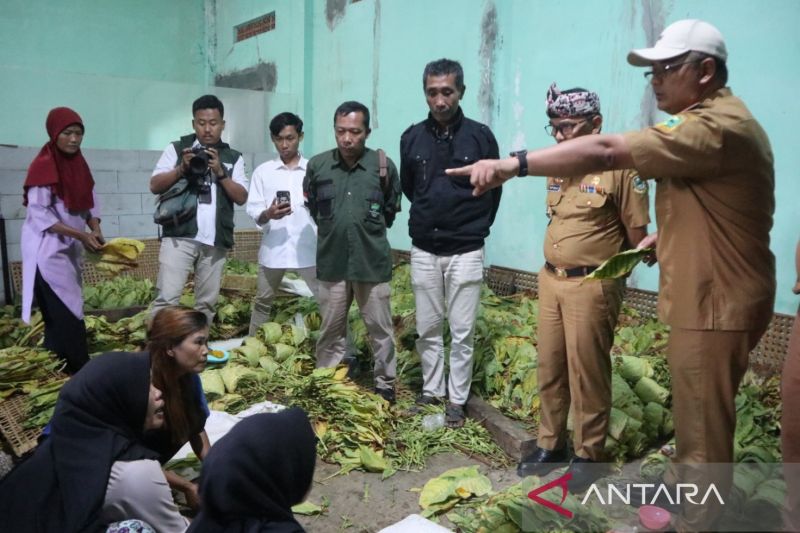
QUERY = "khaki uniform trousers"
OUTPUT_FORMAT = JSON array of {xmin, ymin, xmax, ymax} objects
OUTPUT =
[
  {"xmin": 665, "ymin": 326, "xmax": 765, "ymax": 532},
  {"xmin": 536, "ymin": 267, "xmax": 623, "ymax": 460},
  {"xmin": 782, "ymin": 307, "xmax": 800, "ymax": 532},
  {"xmin": 315, "ymin": 280, "xmax": 396, "ymax": 391}
]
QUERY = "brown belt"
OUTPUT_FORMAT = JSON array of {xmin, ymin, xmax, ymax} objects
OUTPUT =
[{"xmin": 545, "ymin": 262, "xmax": 599, "ymax": 278}]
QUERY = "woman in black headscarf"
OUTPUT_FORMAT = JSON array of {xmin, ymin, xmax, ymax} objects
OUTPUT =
[
  {"xmin": 0, "ymin": 351, "xmax": 188, "ymax": 532},
  {"xmin": 188, "ymin": 408, "xmax": 317, "ymax": 533}
]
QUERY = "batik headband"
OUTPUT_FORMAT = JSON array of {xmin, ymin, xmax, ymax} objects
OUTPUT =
[{"xmin": 546, "ymin": 83, "xmax": 601, "ymax": 117}]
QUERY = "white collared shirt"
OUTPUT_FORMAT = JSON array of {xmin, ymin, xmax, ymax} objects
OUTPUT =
[
  {"xmin": 152, "ymin": 140, "xmax": 249, "ymax": 246},
  {"xmin": 246, "ymin": 155, "xmax": 317, "ymax": 268}
]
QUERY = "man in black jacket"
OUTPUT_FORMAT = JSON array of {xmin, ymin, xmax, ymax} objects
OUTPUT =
[{"xmin": 400, "ymin": 58, "xmax": 502, "ymax": 427}]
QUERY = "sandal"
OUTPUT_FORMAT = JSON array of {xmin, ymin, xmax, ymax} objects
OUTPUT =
[{"xmin": 445, "ymin": 402, "xmax": 465, "ymax": 428}]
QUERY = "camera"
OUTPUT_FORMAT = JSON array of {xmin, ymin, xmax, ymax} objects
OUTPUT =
[{"xmin": 188, "ymin": 145, "xmax": 210, "ymax": 177}]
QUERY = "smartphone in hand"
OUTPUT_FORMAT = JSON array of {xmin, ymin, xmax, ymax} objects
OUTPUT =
[{"xmin": 276, "ymin": 190, "xmax": 291, "ymax": 206}]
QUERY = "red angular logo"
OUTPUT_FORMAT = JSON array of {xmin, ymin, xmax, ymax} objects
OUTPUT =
[{"xmin": 527, "ymin": 472, "xmax": 573, "ymax": 518}]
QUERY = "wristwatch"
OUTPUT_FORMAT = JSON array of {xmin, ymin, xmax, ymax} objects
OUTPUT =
[{"xmin": 510, "ymin": 149, "xmax": 528, "ymax": 177}]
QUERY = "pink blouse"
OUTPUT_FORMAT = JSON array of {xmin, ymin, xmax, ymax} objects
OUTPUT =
[{"xmin": 21, "ymin": 186, "xmax": 99, "ymax": 322}]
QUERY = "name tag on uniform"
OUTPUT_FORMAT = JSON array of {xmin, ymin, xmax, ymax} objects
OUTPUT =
[{"xmin": 548, "ymin": 183, "xmax": 561, "ymax": 192}]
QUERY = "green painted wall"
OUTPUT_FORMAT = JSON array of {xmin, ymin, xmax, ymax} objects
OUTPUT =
[
  {"xmin": 2, "ymin": 0, "xmax": 798, "ymax": 314},
  {"xmin": 212, "ymin": 0, "xmax": 307, "ymax": 151}
]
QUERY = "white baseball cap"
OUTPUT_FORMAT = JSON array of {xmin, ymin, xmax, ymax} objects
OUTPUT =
[{"xmin": 627, "ymin": 19, "xmax": 727, "ymax": 66}]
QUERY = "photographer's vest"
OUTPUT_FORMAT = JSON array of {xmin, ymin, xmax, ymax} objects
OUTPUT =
[{"xmin": 162, "ymin": 134, "xmax": 241, "ymax": 249}]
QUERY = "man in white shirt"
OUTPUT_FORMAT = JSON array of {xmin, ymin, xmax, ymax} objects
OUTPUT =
[
  {"xmin": 246, "ymin": 112, "xmax": 319, "ymax": 335},
  {"xmin": 150, "ymin": 95, "xmax": 249, "ymax": 325}
]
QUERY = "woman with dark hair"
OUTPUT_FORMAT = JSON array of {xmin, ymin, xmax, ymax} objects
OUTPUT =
[
  {"xmin": 144, "ymin": 305, "xmax": 212, "ymax": 511},
  {"xmin": 188, "ymin": 408, "xmax": 317, "ymax": 533},
  {"xmin": 21, "ymin": 106, "xmax": 105, "ymax": 373},
  {"xmin": 0, "ymin": 352, "xmax": 187, "ymax": 532}
]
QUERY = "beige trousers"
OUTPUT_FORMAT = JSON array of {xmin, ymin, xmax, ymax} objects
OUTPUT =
[
  {"xmin": 248, "ymin": 266, "xmax": 319, "ymax": 335},
  {"xmin": 151, "ymin": 237, "xmax": 226, "ymax": 326},
  {"xmin": 101, "ymin": 459, "xmax": 188, "ymax": 533},
  {"xmin": 315, "ymin": 280, "xmax": 396, "ymax": 390},
  {"xmin": 411, "ymin": 246, "xmax": 484, "ymax": 405}
]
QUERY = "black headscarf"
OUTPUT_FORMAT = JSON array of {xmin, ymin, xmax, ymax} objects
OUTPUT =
[
  {"xmin": 0, "ymin": 352, "xmax": 159, "ymax": 533},
  {"xmin": 188, "ymin": 408, "xmax": 317, "ymax": 533}
]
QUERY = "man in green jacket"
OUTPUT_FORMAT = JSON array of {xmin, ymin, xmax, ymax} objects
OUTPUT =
[{"xmin": 303, "ymin": 101, "xmax": 401, "ymax": 402}]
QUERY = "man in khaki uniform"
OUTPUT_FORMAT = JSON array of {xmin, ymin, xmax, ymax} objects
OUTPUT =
[
  {"xmin": 449, "ymin": 19, "xmax": 775, "ymax": 531},
  {"xmin": 517, "ymin": 84, "xmax": 649, "ymax": 491}
]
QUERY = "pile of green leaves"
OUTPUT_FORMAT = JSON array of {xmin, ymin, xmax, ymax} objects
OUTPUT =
[
  {"xmin": 23, "ymin": 377, "xmax": 69, "ymax": 429},
  {"xmin": 223, "ymin": 258, "xmax": 259, "ymax": 276},
  {"xmin": 446, "ymin": 475, "xmax": 609, "ymax": 532},
  {"xmin": 733, "ymin": 371, "xmax": 782, "ymax": 463},
  {"xmin": 0, "ymin": 306, "xmax": 45, "ymax": 348},
  {"xmin": 385, "ymin": 406, "xmax": 511, "ymax": 472},
  {"xmin": 0, "ymin": 346, "xmax": 63, "ymax": 399},
  {"xmin": 85, "ymin": 311, "xmax": 148, "ymax": 353},
  {"xmin": 418, "ymin": 466, "xmax": 492, "ymax": 518},
  {"xmin": 83, "ymin": 277, "xmax": 155, "ymax": 310}
]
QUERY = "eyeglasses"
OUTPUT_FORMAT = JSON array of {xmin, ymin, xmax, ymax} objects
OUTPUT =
[
  {"xmin": 544, "ymin": 119, "xmax": 588, "ymax": 137},
  {"xmin": 643, "ymin": 59, "xmax": 699, "ymax": 81}
]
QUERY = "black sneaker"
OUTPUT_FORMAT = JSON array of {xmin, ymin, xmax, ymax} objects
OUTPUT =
[{"xmin": 375, "ymin": 387, "xmax": 396, "ymax": 404}]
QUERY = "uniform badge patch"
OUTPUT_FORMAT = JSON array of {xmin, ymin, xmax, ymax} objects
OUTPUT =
[
  {"xmin": 632, "ymin": 176, "xmax": 648, "ymax": 194},
  {"xmin": 548, "ymin": 183, "xmax": 561, "ymax": 192},
  {"xmin": 656, "ymin": 115, "xmax": 684, "ymax": 131}
]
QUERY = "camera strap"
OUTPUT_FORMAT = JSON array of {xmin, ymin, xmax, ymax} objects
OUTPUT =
[{"xmin": 377, "ymin": 149, "xmax": 389, "ymax": 196}]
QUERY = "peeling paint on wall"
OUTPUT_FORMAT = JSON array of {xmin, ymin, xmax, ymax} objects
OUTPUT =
[
  {"xmin": 478, "ymin": 1, "xmax": 498, "ymax": 128},
  {"xmin": 372, "ymin": 0, "xmax": 381, "ymax": 128},
  {"xmin": 215, "ymin": 62, "xmax": 277, "ymax": 91},
  {"xmin": 204, "ymin": 0, "xmax": 218, "ymax": 87},
  {"xmin": 638, "ymin": 0, "xmax": 666, "ymax": 127},
  {"xmin": 511, "ymin": 67, "xmax": 526, "ymax": 151},
  {"xmin": 326, "ymin": 0, "xmax": 347, "ymax": 30}
]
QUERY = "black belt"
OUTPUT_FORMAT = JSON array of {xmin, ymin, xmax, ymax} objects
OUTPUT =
[{"xmin": 545, "ymin": 262, "xmax": 599, "ymax": 278}]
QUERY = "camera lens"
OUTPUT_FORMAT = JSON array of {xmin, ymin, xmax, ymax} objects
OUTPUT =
[{"xmin": 189, "ymin": 149, "xmax": 209, "ymax": 176}]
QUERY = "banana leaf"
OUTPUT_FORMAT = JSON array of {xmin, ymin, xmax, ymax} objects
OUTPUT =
[{"xmin": 585, "ymin": 248, "xmax": 653, "ymax": 280}]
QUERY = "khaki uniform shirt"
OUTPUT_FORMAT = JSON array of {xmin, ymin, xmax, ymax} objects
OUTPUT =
[
  {"xmin": 303, "ymin": 148, "xmax": 401, "ymax": 284},
  {"xmin": 624, "ymin": 88, "xmax": 775, "ymax": 331},
  {"xmin": 544, "ymin": 169, "xmax": 650, "ymax": 267}
]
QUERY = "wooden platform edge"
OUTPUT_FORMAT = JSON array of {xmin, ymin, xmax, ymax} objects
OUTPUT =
[{"xmin": 466, "ymin": 394, "xmax": 536, "ymax": 462}]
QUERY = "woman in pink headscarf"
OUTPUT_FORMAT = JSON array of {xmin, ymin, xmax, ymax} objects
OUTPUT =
[{"xmin": 21, "ymin": 107, "xmax": 104, "ymax": 373}]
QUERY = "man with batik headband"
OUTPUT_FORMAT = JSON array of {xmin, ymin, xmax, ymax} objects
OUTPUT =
[{"xmin": 515, "ymin": 83, "xmax": 650, "ymax": 491}]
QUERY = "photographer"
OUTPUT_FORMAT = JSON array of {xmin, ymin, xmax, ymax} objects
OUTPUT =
[{"xmin": 149, "ymin": 94, "xmax": 248, "ymax": 326}]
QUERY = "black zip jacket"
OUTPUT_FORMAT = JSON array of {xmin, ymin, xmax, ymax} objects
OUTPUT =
[{"xmin": 400, "ymin": 108, "xmax": 502, "ymax": 255}]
